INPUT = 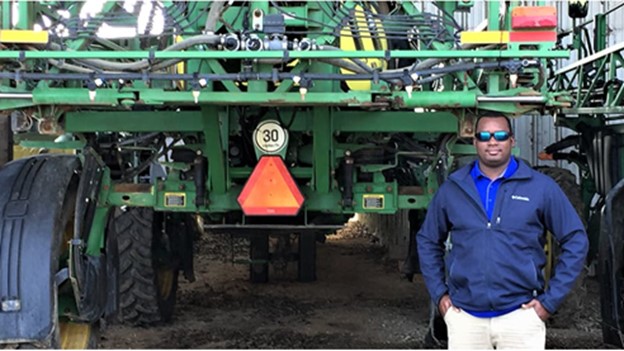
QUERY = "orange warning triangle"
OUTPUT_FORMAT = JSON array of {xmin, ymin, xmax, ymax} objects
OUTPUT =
[{"xmin": 237, "ymin": 156, "xmax": 304, "ymax": 216}]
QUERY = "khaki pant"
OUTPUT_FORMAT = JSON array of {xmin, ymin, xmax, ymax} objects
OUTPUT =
[{"xmin": 444, "ymin": 307, "xmax": 546, "ymax": 349}]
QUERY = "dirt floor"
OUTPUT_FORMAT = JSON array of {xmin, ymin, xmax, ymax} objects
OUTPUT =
[{"xmin": 99, "ymin": 222, "xmax": 607, "ymax": 349}]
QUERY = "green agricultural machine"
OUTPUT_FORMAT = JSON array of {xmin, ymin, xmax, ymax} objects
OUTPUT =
[
  {"xmin": 546, "ymin": 2, "xmax": 624, "ymax": 347},
  {"xmin": 0, "ymin": 0, "xmax": 620, "ymax": 348}
]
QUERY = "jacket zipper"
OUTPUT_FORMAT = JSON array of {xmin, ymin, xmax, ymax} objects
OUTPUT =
[{"xmin": 488, "ymin": 185, "xmax": 508, "ymax": 310}]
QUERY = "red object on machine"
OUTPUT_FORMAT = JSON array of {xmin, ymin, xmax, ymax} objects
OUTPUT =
[
  {"xmin": 237, "ymin": 156, "xmax": 304, "ymax": 216},
  {"xmin": 509, "ymin": 31, "xmax": 557, "ymax": 42},
  {"xmin": 511, "ymin": 6, "xmax": 557, "ymax": 30}
]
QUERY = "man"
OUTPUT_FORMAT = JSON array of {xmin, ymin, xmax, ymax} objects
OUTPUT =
[{"xmin": 417, "ymin": 115, "xmax": 588, "ymax": 349}]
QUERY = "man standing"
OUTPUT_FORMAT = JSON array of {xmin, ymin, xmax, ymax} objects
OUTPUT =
[{"xmin": 417, "ymin": 115, "xmax": 588, "ymax": 349}]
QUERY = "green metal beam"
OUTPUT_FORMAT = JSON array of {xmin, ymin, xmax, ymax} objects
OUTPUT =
[
  {"xmin": 0, "ymin": 50, "xmax": 570, "ymax": 60},
  {"xmin": 313, "ymin": 108, "xmax": 332, "ymax": 193},
  {"xmin": 15, "ymin": 1, "xmax": 34, "ymax": 30},
  {"xmin": 202, "ymin": 106, "xmax": 226, "ymax": 194},
  {"xmin": 561, "ymin": 107, "xmax": 624, "ymax": 115},
  {"xmin": 206, "ymin": 60, "xmax": 240, "ymax": 92},
  {"xmin": 65, "ymin": 111, "xmax": 206, "ymax": 132},
  {"xmin": 64, "ymin": 110, "xmax": 459, "ymax": 134},
  {"xmin": 333, "ymin": 111, "xmax": 458, "ymax": 132},
  {"xmin": 1, "ymin": 0, "xmax": 10, "ymax": 29},
  {"xmin": 31, "ymin": 89, "xmax": 480, "ymax": 109}
]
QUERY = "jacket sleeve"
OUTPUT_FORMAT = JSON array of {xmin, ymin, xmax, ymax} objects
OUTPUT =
[
  {"xmin": 537, "ymin": 180, "xmax": 589, "ymax": 313},
  {"xmin": 416, "ymin": 187, "xmax": 451, "ymax": 306}
]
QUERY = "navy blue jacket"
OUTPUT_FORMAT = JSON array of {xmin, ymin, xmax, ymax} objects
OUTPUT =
[{"xmin": 417, "ymin": 158, "xmax": 588, "ymax": 314}]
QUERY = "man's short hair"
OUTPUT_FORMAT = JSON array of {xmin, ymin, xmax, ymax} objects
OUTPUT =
[{"xmin": 475, "ymin": 114, "xmax": 514, "ymax": 135}]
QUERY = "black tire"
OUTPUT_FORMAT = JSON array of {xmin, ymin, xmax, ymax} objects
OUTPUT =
[
  {"xmin": 0, "ymin": 114, "xmax": 13, "ymax": 167},
  {"xmin": 598, "ymin": 179, "xmax": 624, "ymax": 347},
  {"xmin": 535, "ymin": 166, "xmax": 585, "ymax": 223},
  {"xmin": 114, "ymin": 208, "xmax": 179, "ymax": 326},
  {"xmin": 535, "ymin": 166, "xmax": 587, "ymax": 328},
  {"xmin": 297, "ymin": 232, "xmax": 317, "ymax": 282},
  {"xmin": 33, "ymin": 169, "xmax": 97, "ymax": 349}
]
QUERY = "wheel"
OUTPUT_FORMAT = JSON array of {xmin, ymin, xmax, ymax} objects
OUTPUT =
[
  {"xmin": 113, "ymin": 208, "xmax": 179, "ymax": 325},
  {"xmin": 249, "ymin": 234, "xmax": 269, "ymax": 283},
  {"xmin": 297, "ymin": 232, "xmax": 317, "ymax": 282},
  {"xmin": 58, "ymin": 322, "xmax": 98, "ymax": 349},
  {"xmin": 0, "ymin": 156, "xmax": 97, "ymax": 349},
  {"xmin": 0, "ymin": 114, "xmax": 13, "ymax": 167},
  {"xmin": 55, "ymin": 171, "xmax": 98, "ymax": 349},
  {"xmin": 535, "ymin": 166, "xmax": 587, "ymax": 327},
  {"xmin": 598, "ymin": 178, "xmax": 624, "ymax": 347},
  {"xmin": 55, "ymin": 177, "xmax": 99, "ymax": 349}
]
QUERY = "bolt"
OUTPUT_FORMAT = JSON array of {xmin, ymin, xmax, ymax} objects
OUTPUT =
[
  {"xmin": 179, "ymin": 184, "xmax": 186, "ymax": 190},
  {"xmin": 366, "ymin": 185, "xmax": 372, "ymax": 192},
  {"xmin": 386, "ymin": 186, "xmax": 393, "ymax": 192}
]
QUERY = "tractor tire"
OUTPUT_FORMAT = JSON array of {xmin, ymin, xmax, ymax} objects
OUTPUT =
[
  {"xmin": 598, "ymin": 178, "xmax": 624, "ymax": 347},
  {"xmin": 535, "ymin": 166, "xmax": 585, "ymax": 223},
  {"xmin": 114, "ymin": 208, "xmax": 179, "ymax": 326},
  {"xmin": 0, "ymin": 156, "xmax": 97, "ymax": 349},
  {"xmin": 535, "ymin": 166, "xmax": 587, "ymax": 328},
  {"xmin": 0, "ymin": 114, "xmax": 13, "ymax": 167}
]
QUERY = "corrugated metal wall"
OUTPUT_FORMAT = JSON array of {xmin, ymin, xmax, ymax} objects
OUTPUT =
[{"xmin": 415, "ymin": 1, "xmax": 624, "ymax": 172}]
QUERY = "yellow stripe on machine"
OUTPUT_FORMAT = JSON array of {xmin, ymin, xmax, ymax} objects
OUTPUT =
[
  {"xmin": 175, "ymin": 35, "xmax": 185, "ymax": 89},
  {"xmin": 0, "ymin": 30, "xmax": 48, "ymax": 44},
  {"xmin": 339, "ymin": 4, "xmax": 387, "ymax": 91},
  {"xmin": 460, "ymin": 31, "xmax": 510, "ymax": 44}
]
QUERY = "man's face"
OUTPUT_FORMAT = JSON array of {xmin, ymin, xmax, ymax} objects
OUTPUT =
[{"xmin": 473, "ymin": 117, "xmax": 515, "ymax": 169}]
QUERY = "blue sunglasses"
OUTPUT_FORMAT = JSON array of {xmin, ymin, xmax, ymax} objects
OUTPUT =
[{"xmin": 474, "ymin": 130, "xmax": 512, "ymax": 142}]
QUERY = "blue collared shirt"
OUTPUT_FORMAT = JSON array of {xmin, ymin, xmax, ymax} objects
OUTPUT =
[
  {"xmin": 464, "ymin": 157, "xmax": 519, "ymax": 318},
  {"xmin": 469, "ymin": 157, "xmax": 519, "ymax": 221}
]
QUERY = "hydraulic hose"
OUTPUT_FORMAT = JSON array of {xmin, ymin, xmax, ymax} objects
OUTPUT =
[
  {"xmin": 204, "ymin": 1, "xmax": 225, "ymax": 34},
  {"xmin": 47, "ymin": 34, "xmax": 221, "ymax": 72},
  {"xmin": 318, "ymin": 45, "xmax": 374, "ymax": 74}
]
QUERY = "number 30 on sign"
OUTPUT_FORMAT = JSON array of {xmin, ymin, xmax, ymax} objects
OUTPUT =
[{"xmin": 253, "ymin": 120, "xmax": 289, "ymax": 154}]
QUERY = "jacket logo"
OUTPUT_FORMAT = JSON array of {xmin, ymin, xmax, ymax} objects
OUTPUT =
[{"xmin": 511, "ymin": 195, "xmax": 530, "ymax": 202}]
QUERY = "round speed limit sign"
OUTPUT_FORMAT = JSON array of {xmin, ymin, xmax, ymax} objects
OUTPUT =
[{"xmin": 253, "ymin": 120, "xmax": 288, "ymax": 154}]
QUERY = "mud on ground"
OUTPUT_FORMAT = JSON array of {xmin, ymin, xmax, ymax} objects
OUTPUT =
[{"xmin": 100, "ymin": 222, "xmax": 606, "ymax": 349}]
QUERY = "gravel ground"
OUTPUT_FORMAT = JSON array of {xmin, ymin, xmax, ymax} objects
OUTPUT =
[{"xmin": 99, "ymin": 222, "xmax": 607, "ymax": 349}]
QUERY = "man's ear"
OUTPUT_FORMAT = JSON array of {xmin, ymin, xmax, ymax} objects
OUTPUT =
[{"xmin": 511, "ymin": 136, "xmax": 516, "ymax": 147}]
